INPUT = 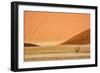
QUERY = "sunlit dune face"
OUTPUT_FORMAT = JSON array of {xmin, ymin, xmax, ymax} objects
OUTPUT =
[{"xmin": 24, "ymin": 11, "xmax": 90, "ymax": 46}]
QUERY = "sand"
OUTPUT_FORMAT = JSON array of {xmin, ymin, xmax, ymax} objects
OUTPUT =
[{"xmin": 24, "ymin": 44, "xmax": 90, "ymax": 62}]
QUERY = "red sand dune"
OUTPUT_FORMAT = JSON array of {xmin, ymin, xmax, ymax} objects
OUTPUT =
[{"xmin": 62, "ymin": 29, "xmax": 90, "ymax": 44}]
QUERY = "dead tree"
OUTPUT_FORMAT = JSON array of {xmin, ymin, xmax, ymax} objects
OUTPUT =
[{"xmin": 75, "ymin": 46, "xmax": 80, "ymax": 53}]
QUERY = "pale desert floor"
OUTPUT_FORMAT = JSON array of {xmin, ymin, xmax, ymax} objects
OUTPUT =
[{"xmin": 24, "ymin": 44, "xmax": 90, "ymax": 62}]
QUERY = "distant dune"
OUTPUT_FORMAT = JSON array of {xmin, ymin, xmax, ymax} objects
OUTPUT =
[
  {"xmin": 24, "ymin": 43, "xmax": 39, "ymax": 47},
  {"xmin": 61, "ymin": 29, "xmax": 90, "ymax": 44}
]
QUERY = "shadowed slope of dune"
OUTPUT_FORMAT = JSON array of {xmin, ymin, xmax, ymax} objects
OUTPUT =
[
  {"xmin": 61, "ymin": 29, "xmax": 90, "ymax": 45},
  {"xmin": 24, "ymin": 43, "xmax": 39, "ymax": 47}
]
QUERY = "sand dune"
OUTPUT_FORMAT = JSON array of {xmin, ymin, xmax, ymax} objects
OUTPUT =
[
  {"xmin": 24, "ymin": 29, "xmax": 90, "ymax": 62},
  {"xmin": 24, "ymin": 43, "xmax": 39, "ymax": 47},
  {"xmin": 62, "ymin": 29, "xmax": 90, "ymax": 44}
]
